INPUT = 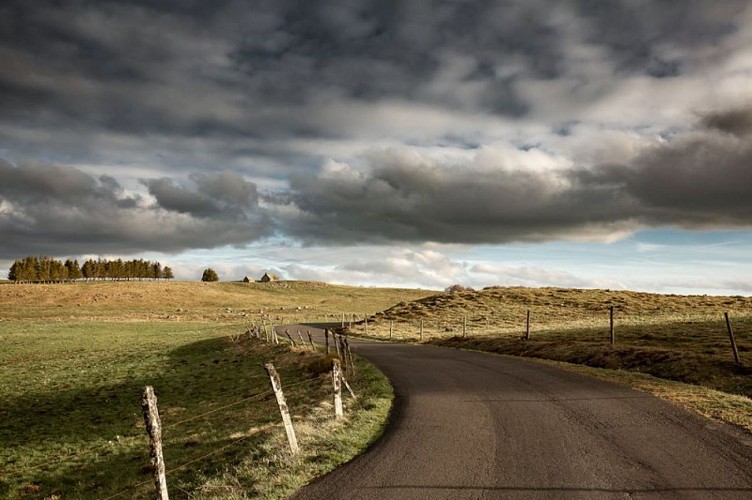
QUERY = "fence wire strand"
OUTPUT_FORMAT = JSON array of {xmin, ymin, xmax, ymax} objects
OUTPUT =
[
  {"xmin": 163, "ymin": 388, "xmax": 275, "ymax": 430},
  {"xmin": 3, "ymin": 375, "xmax": 321, "ymax": 483}
]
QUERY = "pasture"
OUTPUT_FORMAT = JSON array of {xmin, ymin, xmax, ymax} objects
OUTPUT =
[{"xmin": 0, "ymin": 281, "xmax": 430, "ymax": 498}]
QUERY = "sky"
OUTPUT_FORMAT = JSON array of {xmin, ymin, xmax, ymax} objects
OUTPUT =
[{"xmin": 2, "ymin": 0, "xmax": 752, "ymax": 294}]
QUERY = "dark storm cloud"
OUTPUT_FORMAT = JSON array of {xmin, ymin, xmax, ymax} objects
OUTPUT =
[
  {"xmin": 280, "ymin": 112, "xmax": 752, "ymax": 244},
  {"xmin": 581, "ymin": 131, "xmax": 752, "ymax": 228},
  {"xmin": 572, "ymin": 0, "xmax": 745, "ymax": 76},
  {"xmin": 0, "ymin": 161, "xmax": 271, "ymax": 258},
  {"xmin": 1, "ymin": 0, "xmax": 747, "ymax": 156},
  {"xmin": 142, "ymin": 171, "xmax": 258, "ymax": 217},
  {"xmin": 700, "ymin": 107, "xmax": 752, "ymax": 137},
  {"xmin": 279, "ymin": 149, "xmax": 635, "ymax": 244},
  {"xmin": 2, "ymin": 1, "xmax": 752, "ymax": 255}
]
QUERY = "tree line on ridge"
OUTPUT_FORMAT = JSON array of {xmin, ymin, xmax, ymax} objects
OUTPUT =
[{"xmin": 7, "ymin": 256, "xmax": 174, "ymax": 283}]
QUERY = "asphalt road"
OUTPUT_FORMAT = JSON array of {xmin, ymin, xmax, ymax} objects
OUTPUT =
[{"xmin": 287, "ymin": 327, "xmax": 752, "ymax": 499}]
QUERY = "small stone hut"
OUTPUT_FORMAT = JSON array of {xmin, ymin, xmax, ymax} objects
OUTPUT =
[{"xmin": 259, "ymin": 272, "xmax": 278, "ymax": 283}]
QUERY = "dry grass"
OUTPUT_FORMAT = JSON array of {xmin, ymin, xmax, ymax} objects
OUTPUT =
[
  {"xmin": 343, "ymin": 286, "xmax": 752, "ymax": 431},
  {"xmin": 356, "ymin": 286, "xmax": 752, "ymax": 336},
  {"xmin": 0, "ymin": 280, "xmax": 434, "ymax": 323}
]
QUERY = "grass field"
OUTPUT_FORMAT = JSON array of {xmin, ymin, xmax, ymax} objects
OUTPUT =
[
  {"xmin": 5, "ymin": 280, "xmax": 752, "ymax": 497},
  {"xmin": 0, "ymin": 280, "xmax": 433, "ymax": 323},
  {"xmin": 0, "ymin": 281, "xmax": 428, "ymax": 499},
  {"xmin": 343, "ymin": 286, "xmax": 752, "ymax": 432}
]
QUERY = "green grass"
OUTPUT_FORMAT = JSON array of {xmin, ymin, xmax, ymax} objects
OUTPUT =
[
  {"xmin": 0, "ymin": 279, "xmax": 417, "ymax": 498},
  {"xmin": 0, "ymin": 318, "xmax": 392, "ymax": 499},
  {"xmin": 192, "ymin": 357, "xmax": 393, "ymax": 499}
]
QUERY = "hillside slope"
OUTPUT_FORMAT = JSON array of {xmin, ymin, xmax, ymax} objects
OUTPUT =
[{"xmin": 0, "ymin": 280, "xmax": 435, "ymax": 322}]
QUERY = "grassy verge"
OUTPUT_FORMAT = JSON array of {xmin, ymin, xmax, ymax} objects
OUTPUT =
[
  {"xmin": 342, "ymin": 286, "xmax": 752, "ymax": 434},
  {"xmin": 0, "ymin": 320, "xmax": 392, "ymax": 499},
  {"xmin": 431, "ymin": 329, "xmax": 752, "ymax": 396},
  {"xmin": 193, "ymin": 356, "xmax": 392, "ymax": 499}
]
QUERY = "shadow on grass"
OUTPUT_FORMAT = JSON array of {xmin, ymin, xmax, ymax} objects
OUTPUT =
[
  {"xmin": 0, "ymin": 335, "xmax": 326, "ymax": 499},
  {"xmin": 431, "ymin": 317, "xmax": 752, "ymax": 398}
]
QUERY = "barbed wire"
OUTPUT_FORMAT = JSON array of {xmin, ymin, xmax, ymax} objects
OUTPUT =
[
  {"xmin": 163, "ymin": 388, "xmax": 275, "ymax": 430},
  {"xmin": 100, "ymin": 424, "xmax": 284, "ymax": 499},
  {"xmin": 1, "ymin": 375, "xmax": 323, "ymax": 482}
]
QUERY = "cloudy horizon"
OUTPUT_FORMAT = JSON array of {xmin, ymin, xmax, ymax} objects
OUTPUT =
[{"xmin": 3, "ymin": 1, "xmax": 752, "ymax": 294}]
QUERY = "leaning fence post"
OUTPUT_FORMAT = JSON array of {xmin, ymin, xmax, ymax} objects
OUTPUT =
[
  {"xmin": 344, "ymin": 336, "xmax": 354, "ymax": 374},
  {"xmin": 297, "ymin": 330, "xmax": 305, "ymax": 345},
  {"xmin": 263, "ymin": 363, "xmax": 299, "ymax": 454},
  {"xmin": 307, "ymin": 330, "xmax": 315, "ymax": 351},
  {"xmin": 340, "ymin": 371, "xmax": 357, "ymax": 400},
  {"xmin": 285, "ymin": 329, "xmax": 296, "ymax": 347},
  {"xmin": 609, "ymin": 306, "xmax": 615, "ymax": 345},
  {"xmin": 141, "ymin": 386, "xmax": 169, "ymax": 500},
  {"xmin": 332, "ymin": 359, "xmax": 344, "ymax": 419},
  {"xmin": 724, "ymin": 312, "xmax": 742, "ymax": 365}
]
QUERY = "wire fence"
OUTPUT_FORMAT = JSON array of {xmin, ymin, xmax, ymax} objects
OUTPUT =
[{"xmin": 1, "ymin": 325, "xmax": 361, "ymax": 499}]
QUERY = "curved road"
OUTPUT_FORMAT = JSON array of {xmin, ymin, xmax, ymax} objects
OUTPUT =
[{"xmin": 286, "ymin": 327, "xmax": 752, "ymax": 499}]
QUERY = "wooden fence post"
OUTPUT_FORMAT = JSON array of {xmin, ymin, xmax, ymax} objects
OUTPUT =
[
  {"xmin": 285, "ymin": 329, "xmax": 296, "ymax": 347},
  {"xmin": 344, "ymin": 336, "xmax": 354, "ymax": 374},
  {"xmin": 341, "ymin": 312, "xmax": 345, "ymax": 327},
  {"xmin": 609, "ymin": 306, "xmax": 615, "ymax": 345},
  {"xmin": 307, "ymin": 330, "xmax": 315, "ymax": 351},
  {"xmin": 263, "ymin": 363, "xmax": 299, "ymax": 454},
  {"xmin": 525, "ymin": 309, "xmax": 530, "ymax": 340},
  {"xmin": 390, "ymin": 320, "xmax": 394, "ymax": 339},
  {"xmin": 325, "ymin": 328, "xmax": 330, "ymax": 354},
  {"xmin": 297, "ymin": 330, "xmax": 305, "ymax": 345},
  {"xmin": 332, "ymin": 359, "xmax": 343, "ymax": 419},
  {"xmin": 724, "ymin": 312, "xmax": 742, "ymax": 365},
  {"xmin": 463, "ymin": 316, "xmax": 467, "ymax": 338},
  {"xmin": 420, "ymin": 319, "xmax": 424, "ymax": 341},
  {"xmin": 340, "ymin": 371, "xmax": 357, "ymax": 399},
  {"xmin": 335, "ymin": 334, "xmax": 342, "ymax": 360},
  {"xmin": 141, "ymin": 386, "xmax": 169, "ymax": 500},
  {"xmin": 365, "ymin": 316, "xmax": 368, "ymax": 335}
]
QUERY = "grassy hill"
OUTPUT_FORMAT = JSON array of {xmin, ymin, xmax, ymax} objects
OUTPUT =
[
  {"xmin": 0, "ymin": 280, "xmax": 434, "ymax": 322},
  {"xmin": 344, "ymin": 286, "xmax": 752, "ymax": 432}
]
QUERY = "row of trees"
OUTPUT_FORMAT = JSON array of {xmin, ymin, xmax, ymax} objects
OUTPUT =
[{"xmin": 8, "ymin": 256, "xmax": 174, "ymax": 283}]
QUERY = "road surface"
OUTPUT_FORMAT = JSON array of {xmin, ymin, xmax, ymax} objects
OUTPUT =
[{"xmin": 283, "ymin": 326, "xmax": 752, "ymax": 499}]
